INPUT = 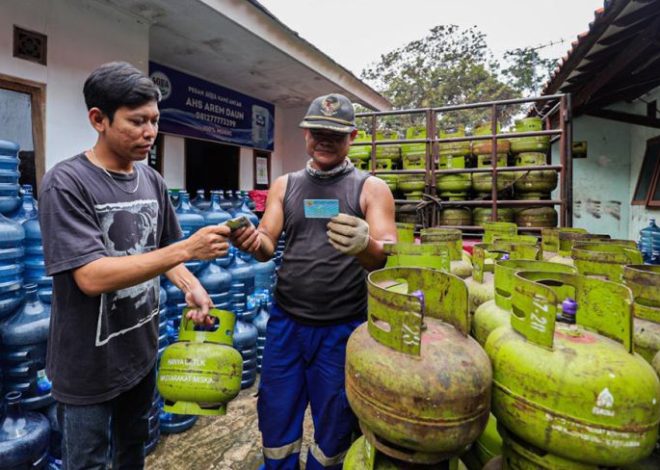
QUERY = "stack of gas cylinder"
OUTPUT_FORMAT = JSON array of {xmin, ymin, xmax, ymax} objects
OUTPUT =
[
  {"xmin": 346, "ymin": 222, "xmax": 660, "ymax": 469},
  {"xmin": 350, "ymin": 118, "xmax": 561, "ymax": 230}
]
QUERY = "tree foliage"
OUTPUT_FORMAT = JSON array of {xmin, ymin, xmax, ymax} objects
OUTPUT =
[{"xmin": 359, "ymin": 25, "xmax": 558, "ymax": 131}]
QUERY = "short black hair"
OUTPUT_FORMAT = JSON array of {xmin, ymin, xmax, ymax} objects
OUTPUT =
[{"xmin": 83, "ymin": 61, "xmax": 161, "ymax": 122}]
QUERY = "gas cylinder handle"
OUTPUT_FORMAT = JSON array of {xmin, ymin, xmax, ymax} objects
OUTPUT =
[
  {"xmin": 472, "ymin": 243, "xmax": 511, "ymax": 283},
  {"xmin": 482, "ymin": 222, "xmax": 517, "ymax": 244},
  {"xmin": 494, "ymin": 260, "xmax": 576, "ymax": 311},
  {"xmin": 573, "ymin": 243, "xmax": 644, "ymax": 282},
  {"xmin": 367, "ymin": 267, "xmax": 469, "ymax": 357},
  {"xmin": 383, "ymin": 243, "xmax": 450, "ymax": 272},
  {"xmin": 179, "ymin": 308, "xmax": 236, "ymax": 346},
  {"xmin": 511, "ymin": 271, "xmax": 634, "ymax": 352}
]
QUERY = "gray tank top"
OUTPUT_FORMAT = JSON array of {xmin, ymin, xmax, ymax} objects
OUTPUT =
[{"xmin": 274, "ymin": 167, "xmax": 370, "ymax": 324}]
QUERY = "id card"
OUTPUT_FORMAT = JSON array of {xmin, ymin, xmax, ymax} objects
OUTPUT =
[{"xmin": 303, "ymin": 199, "xmax": 339, "ymax": 219}]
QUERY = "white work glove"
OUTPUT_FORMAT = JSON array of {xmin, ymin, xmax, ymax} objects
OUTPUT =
[{"xmin": 327, "ymin": 213, "xmax": 370, "ymax": 256}]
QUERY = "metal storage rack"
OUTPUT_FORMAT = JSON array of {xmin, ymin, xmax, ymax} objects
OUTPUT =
[{"xmin": 354, "ymin": 94, "xmax": 573, "ymax": 235}]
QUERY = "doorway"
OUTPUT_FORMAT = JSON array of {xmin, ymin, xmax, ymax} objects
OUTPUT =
[
  {"xmin": 0, "ymin": 74, "xmax": 45, "ymax": 195},
  {"xmin": 185, "ymin": 139, "xmax": 239, "ymax": 194}
]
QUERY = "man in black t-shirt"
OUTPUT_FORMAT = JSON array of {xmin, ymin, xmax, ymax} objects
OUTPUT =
[{"xmin": 39, "ymin": 62, "xmax": 231, "ymax": 469}]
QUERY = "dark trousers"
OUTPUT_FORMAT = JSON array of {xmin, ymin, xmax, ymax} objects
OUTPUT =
[
  {"xmin": 57, "ymin": 367, "xmax": 155, "ymax": 470},
  {"xmin": 258, "ymin": 305, "xmax": 363, "ymax": 470}
]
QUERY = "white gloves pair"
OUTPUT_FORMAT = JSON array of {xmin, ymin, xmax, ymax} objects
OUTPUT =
[{"xmin": 327, "ymin": 213, "xmax": 370, "ymax": 256}]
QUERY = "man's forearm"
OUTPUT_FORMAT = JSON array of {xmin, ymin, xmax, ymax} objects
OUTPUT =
[
  {"xmin": 165, "ymin": 263, "xmax": 202, "ymax": 294},
  {"xmin": 74, "ymin": 241, "xmax": 190, "ymax": 296},
  {"xmin": 253, "ymin": 229, "xmax": 276, "ymax": 262},
  {"xmin": 356, "ymin": 236, "xmax": 387, "ymax": 272}
]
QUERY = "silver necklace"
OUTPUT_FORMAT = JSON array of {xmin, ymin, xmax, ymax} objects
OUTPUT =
[{"xmin": 88, "ymin": 147, "xmax": 140, "ymax": 194}]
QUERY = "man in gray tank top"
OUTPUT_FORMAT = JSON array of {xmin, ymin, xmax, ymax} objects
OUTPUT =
[{"xmin": 232, "ymin": 93, "xmax": 396, "ymax": 469}]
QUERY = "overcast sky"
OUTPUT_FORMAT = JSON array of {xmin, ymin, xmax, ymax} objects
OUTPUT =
[{"xmin": 259, "ymin": 0, "xmax": 605, "ymax": 77}]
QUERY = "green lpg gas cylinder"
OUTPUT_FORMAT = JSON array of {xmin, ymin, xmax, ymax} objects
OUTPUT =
[
  {"xmin": 158, "ymin": 308, "xmax": 243, "ymax": 415},
  {"xmin": 402, "ymin": 126, "xmax": 427, "ymax": 170},
  {"xmin": 349, "ymin": 130, "xmax": 372, "ymax": 162},
  {"xmin": 472, "ymin": 260, "xmax": 576, "ymax": 346},
  {"xmin": 344, "ymin": 435, "xmax": 463, "ymax": 470},
  {"xmin": 375, "ymin": 158, "xmax": 394, "ymax": 171},
  {"xmin": 398, "ymin": 174, "xmax": 426, "ymax": 200},
  {"xmin": 464, "ymin": 242, "xmax": 540, "ymax": 314},
  {"xmin": 396, "ymin": 203, "xmax": 419, "ymax": 225},
  {"xmin": 623, "ymin": 265, "xmax": 660, "ymax": 365},
  {"xmin": 509, "ymin": 118, "xmax": 550, "ymax": 154},
  {"xmin": 439, "ymin": 126, "xmax": 471, "ymax": 157},
  {"xmin": 483, "ymin": 222, "xmax": 517, "ymax": 244},
  {"xmin": 396, "ymin": 223, "xmax": 415, "ymax": 244},
  {"xmin": 473, "ymin": 208, "xmax": 515, "ymax": 226},
  {"xmin": 420, "ymin": 228, "xmax": 472, "ymax": 278},
  {"xmin": 377, "ymin": 174, "xmax": 398, "ymax": 193},
  {"xmin": 472, "ymin": 154, "xmax": 515, "ymax": 195},
  {"xmin": 461, "ymin": 413, "xmax": 503, "ymax": 470},
  {"xmin": 384, "ymin": 243, "xmax": 450, "ymax": 272},
  {"xmin": 515, "ymin": 206, "xmax": 558, "ymax": 229},
  {"xmin": 440, "ymin": 207, "xmax": 472, "ymax": 226},
  {"xmin": 437, "ymin": 154, "xmax": 472, "ymax": 200},
  {"xmin": 572, "ymin": 241, "xmax": 643, "ymax": 282},
  {"xmin": 350, "ymin": 157, "xmax": 369, "ymax": 171},
  {"xmin": 500, "ymin": 425, "xmax": 598, "ymax": 470},
  {"xmin": 376, "ymin": 130, "xmax": 402, "ymax": 162},
  {"xmin": 490, "ymin": 234, "xmax": 539, "ymax": 246},
  {"xmin": 471, "ymin": 122, "xmax": 511, "ymax": 156},
  {"xmin": 346, "ymin": 267, "xmax": 491, "ymax": 464},
  {"xmin": 541, "ymin": 227, "xmax": 588, "ymax": 262},
  {"xmin": 513, "ymin": 152, "xmax": 558, "ymax": 197},
  {"xmin": 486, "ymin": 271, "xmax": 660, "ymax": 466},
  {"xmin": 438, "ymin": 127, "xmax": 472, "ymax": 200}
]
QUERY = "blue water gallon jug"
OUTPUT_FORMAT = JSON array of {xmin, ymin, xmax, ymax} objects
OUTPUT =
[
  {"xmin": 9, "ymin": 185, "xmax": 38, "ymax": 224},
  {"xmin": 639, "ymin": 218, "xmax": 660, "ymax": 264},
  {"xmin": 228, "ymin": 248, "xmax": 255, "ymax": 313},
  {"xmin": 198, "ymin": 261, "xmax": 232, "ymax": 311},
  {"xmin": 204, "ymin": 191, "xmax": 231, "ymax": 226},
  {"xmin": 164, "ymin": 280, "xmax": 186, "ymax": 344},
  {"xmin": 158, "ymin": 287, "xmax": 169, "ymax": 358},
  {"xmin": 0, "ymin": 140, "xmax": 22, "ymax": 216},
  {"xmin": 144, "ymin": 390, "xmax": 161, "ymax": 455},
  {"xmin": 0, "ymin": 283, "xmax": 53, "ymax": 410},
  {"xmin": 218, "ymin": 190, "xmax": 233, "ymax": 212},
  {"xmin": 191, "ymin": 189, "xmax": 210, "ymax": 211},
  {"xmin": 44, "ymin": 403, "xmax": 61, "ymax": 469},
  {"xmin": 159, "ymin": 397, "xmax": 197, "ymax": 434},
  {"xmin": 233, "ymin": 317, "xmax": 258, "ymax": 389},
  {"xmin": 254, "ymin": 258, "xmax": 277, "ymax": 298},
  {"xmin": 175, "ymin": 192, "xmax": 205, "ymax": 274},
  {"xmin": 234, "ymin": 194, "xmax": 259, "ymax": 227},
  {"xmin": 168, "ymin": 189, "xmax": 180, "ymax": 209},
  {"xmin": 0, "ymin": 391, "xmax": 50, "ymax": 468},
  {"xmin": 253, "ymin": 302, "xmax": 270, "ymax": 372},
  {"xmin": 0, "ymin": 214, "xmax": 24, "ymax": 320},
  {"xmin": 274, "ymin": 232, "xmax": 287, "ymax": 267},
  {"xmin": 23, "ymin": 215, "xmax": 52, "ymax": 305}
]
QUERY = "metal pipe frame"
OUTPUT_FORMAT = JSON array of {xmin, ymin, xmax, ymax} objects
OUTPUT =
[{"xmin": 356, "ymin": 94, "xmax": 571, "ymax": 232}]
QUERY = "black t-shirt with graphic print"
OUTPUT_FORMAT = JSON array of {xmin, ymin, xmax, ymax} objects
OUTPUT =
[{"xmin": 39, "ymin": 153, "xmax": 182, "ymax": 405}]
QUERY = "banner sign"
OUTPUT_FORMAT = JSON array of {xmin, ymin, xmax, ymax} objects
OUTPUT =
[{"xmin": 149, "ymin": 62, "xmax": 274, "ymax": 150}]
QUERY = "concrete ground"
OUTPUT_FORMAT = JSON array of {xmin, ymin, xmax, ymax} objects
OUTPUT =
[{"xmin": 146, "ymin": 378, "xmax": 314, "ymax": 470}]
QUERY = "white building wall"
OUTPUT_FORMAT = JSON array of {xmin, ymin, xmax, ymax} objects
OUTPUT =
[
  {"xmin": 272, "ymin": 105, "xmax": 308, "ymax": 178},
  {"xmin": 239, "ymin": 147, "xmax": 253, "ymax": 190},
  {"xmin": 162, "ymin": 134, "xmax": 186, "ymax": 189},
  {"xmin": 628, "ymin": 87, "xmax": 660, "ymax": 240},
  {"xmin": 0, "ymin": 0, "xmax": 150, "ymax": 170}
]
